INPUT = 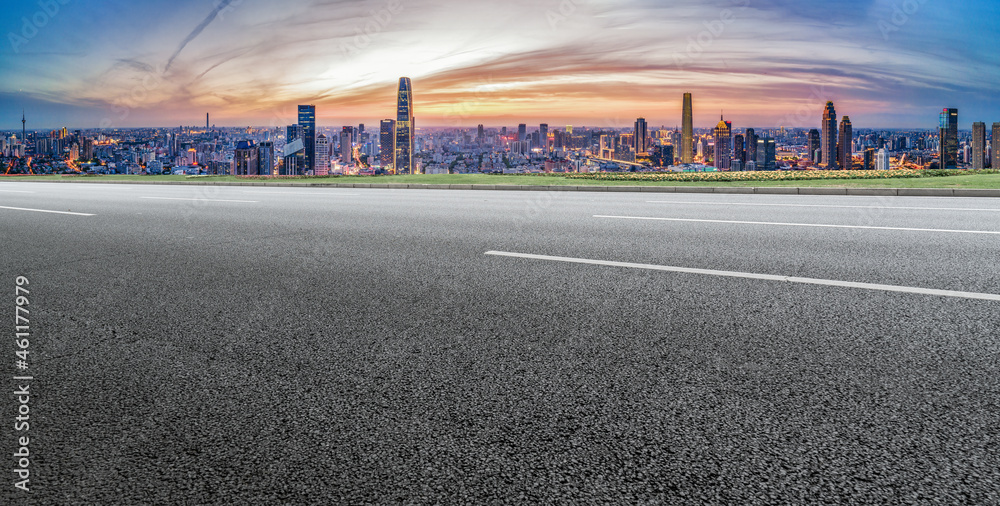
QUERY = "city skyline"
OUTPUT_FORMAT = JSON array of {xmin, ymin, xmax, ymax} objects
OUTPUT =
[{"xmin": 2, "ymin": 0, "xmax": 999, "ymax": 130}]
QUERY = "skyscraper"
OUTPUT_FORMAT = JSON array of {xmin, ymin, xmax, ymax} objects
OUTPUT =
[
  {"xmin": 298, "ymin": 105, "xmax": 316, "ymax": 173},
  {"xmin": 713, "ymin": 116, "xmax": 732, "ymax": 170},
  {"xmin": 634, "ymin": 118, "xmax": 648, "ymax": 154},
  {"xmin": 341, "ymin": 127, "xmax": 354, "ymax": 165},
  {"xmin": 876, "ymin": 148, "xmax": 891, "ymax": 170},
  {"xmin": 315, "ymin": 135, "xmax": 329, "ymax": 175},
  {"xmin": 206, "ymin": 113, "xmax": 209, "ymax": 129},
  {"xmin": 540, "ymin": 123, "xmax": 549, "ymax": 153},
  {"xmin": 284, "ymin": 124, "xmax": 304, "ymax": 176},
  {"xmin": 395, "ymin": 77, "xmax": 414, "ymax": 174},
  {"xmin": 821, "ymin": 102, "xmax": 838, "ymax": 169},
  {"xmin": 477, "ymin": 124, "xmax": 485, "ymax": 144},
  {"xmin": 745, "ymin": 128, "xmax": 758, "ymax": 167},
  {"xmin": 681, "ymin": 93, "xmax": 693, "ymax": 164},
  {"xmin": 756, "ymin": 137, "xmax": 776, "ymax": 171},
  {"xmin": 939, "ymin": 108, "xmax": 958, "ymax": 169},
  {"xmin": 379, "ymin": 119, "xmax": 396, "ymax": 171},
  {"xmin": 972, "ymin": 122, "xmax": 986, "ymax": 169},
  {"xmin": 733, "ymin": 134, "xmax": 745, "ymax": 164},
  {"xmin": 234, "ymin": 140, "xmax": 258, "ymax": 176},
  {"xmin": 838, "ymin": 116, "xmax": 853, "ymax": 169},
  {"xmin": 258, "ymin": 141, "xmax": 275, "ymax": 176},
  {"xmin": 993, "ymin": 123, "xmax": 1000, "ymax": 169},
  {"xmin": 518, "ymin": 124, "xmax": 527, "ymax": 143},
  {"xmin": 808, "ymin": 129, "xmax": 821, "ymax": 163}
]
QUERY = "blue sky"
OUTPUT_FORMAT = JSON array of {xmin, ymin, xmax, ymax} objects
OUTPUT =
[{"xmin": 1, "ymin": 0, "xmax": 998, "ymax": 129}]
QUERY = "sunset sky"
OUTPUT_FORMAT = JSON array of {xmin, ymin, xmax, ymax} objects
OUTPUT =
[{"xmin": 2, "ymin": 0, "xmax": 998, "ymax": 130}]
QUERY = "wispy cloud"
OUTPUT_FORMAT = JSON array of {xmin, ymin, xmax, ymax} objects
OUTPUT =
[{"xmin": 1, "ymin": 0, "xmax": 997, "ymax": 128}]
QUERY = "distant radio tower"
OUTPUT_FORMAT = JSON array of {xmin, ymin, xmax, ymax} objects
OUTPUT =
[{"xmin": 22, "ymin": 110, "xmax": 26, "ymax": 143}]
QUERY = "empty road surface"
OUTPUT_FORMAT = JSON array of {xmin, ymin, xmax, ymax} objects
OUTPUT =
[{"xmin": 2, "ymin": 181, "xmax": 999, "ymax": 504}]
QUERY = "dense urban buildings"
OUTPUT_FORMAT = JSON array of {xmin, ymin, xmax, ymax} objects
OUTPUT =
[{"xmin": 4, "ymin": 82, "xmax": 993, "ymax": 177}]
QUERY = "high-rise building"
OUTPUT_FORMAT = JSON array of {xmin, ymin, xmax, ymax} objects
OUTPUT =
[
  {"xmin": 477, "ymin": 124, "xmax": 485, "ymax": 143},
  {"xmin": 341, "ymin": 127, "xmax": 354, "ymax": 165},
  {"xmin": 206, "ymin": 113, "xmax": 209, "ymax": 129},
  {"xmin": 282, "ymin": 137, "xmax": 304, "ymax": 176},
  {"xmin": 972, "ymin": 122, "xmax": 986, "ymax": 169},
  {"xmin": 993, "ymin": 123, "xmax": 1000, "ymax": 169},
  {"xmin": 713, "ymin": 116, "xmax": 732, "ymax": 170},
  {"xmin": 517, "ymin": 124, "xmax": 527, "ymax": 142},
  {"xmin": 395, "ymin": 77, "xmax": 414, "ymax": 174},
  {"xmin": 756, "ymin": 137, "xmax": 776, "ymax": 171},
  {"xmin": 379, "ymin": 119, "xmax": 396, "ymax": 170},
  {"xmin": 539, "ymin": 124, "xmax": 549, "ymax": 153},
  {"xmin": 314, "ymin": 135, "xmax": 329, "ymax": 175},
  {"xmin": 284, "ymin": 125, "xmax": 305, "ymax": 176},
  {"xmin": 876, "ymin": 148, "xmax": 891, "ymax": 170},
  {"xmin": 733, "ymin": 134, "xmax": 745, "ymax": 164},
  {"xmin": 939, "ymin": 108, "xmax": 958, "ymax": 169},
  {"xmin": 234, "ymin": 140, "xmax": 258, "ymax": 176},
  {"xmin": 838, "ymin": 116, "xmax": 853, "ymax": 170},
  {"xmin": 681, "ymin": 93, "xmax": 693, "ymax": 163},
  {"xmin": 864, "ymin": 148, "xmax": 875, "ymax": 170},
  {"xmin": 258, "ymin": 141, "xmax": 275, "ymax": 176},
  {"xmin": 821, "ymin": 101, "xmax": 838, "ymax": 169},
  {"xmin": 745, "ymin": 128, "xmax": 758, "ymax": 166},
  {"xmin": 634, "ymin": 118, "xmax": 648, "ymax": 154},
  {"xmin": 808, "ymin": 129, "xmax": 821, "ymax": 163},
  {"xmin": 298, "ymin": 105, "xmax": 316, "ymax": 173}
]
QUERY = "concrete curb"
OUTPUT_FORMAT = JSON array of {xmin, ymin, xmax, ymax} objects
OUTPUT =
[{"xmin": 9, "ymin": 178, "xmax": 1000, "ymax": 198}]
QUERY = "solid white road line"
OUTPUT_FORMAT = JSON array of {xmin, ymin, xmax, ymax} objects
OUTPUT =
[
  {"xmin": 236, "ymin": 191, "xmax": 360, "ymax": 195},
  {"xmin": 646, "ymin": 201, "xmax": 1000, "ymax": 212},
  {"xmin": 0, "ymin": 206, "xmax": 94, "ymax": 216},
  {"xmin": 485, "ymin": 251, "xmax": 1000, "ymax": 302},
  {"xmin": 594, "ymin": 215, "xmax": 1000, "ymax": 235},
  {"xmin": 140, "ymin": 197, "xmax": 258, "ymax": 203},
  {"xmin": 0, "ymin": 189, "xmax": 34, "ymax": 193}
]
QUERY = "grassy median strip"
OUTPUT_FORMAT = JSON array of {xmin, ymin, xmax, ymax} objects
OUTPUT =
[{"xmin": 4, "ymin": 170, "xmax": 1000, "ymax": 189}]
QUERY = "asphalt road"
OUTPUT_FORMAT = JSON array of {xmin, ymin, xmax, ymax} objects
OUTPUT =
[{"xmin": 2, "ymin": 181, "xmax": 1000, "ymax": 504}]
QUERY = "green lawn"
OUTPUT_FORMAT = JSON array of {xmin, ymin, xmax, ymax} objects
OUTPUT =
[{"xmin": 5, "ymin": 173, "xmax": 1000, "ymax": 189}]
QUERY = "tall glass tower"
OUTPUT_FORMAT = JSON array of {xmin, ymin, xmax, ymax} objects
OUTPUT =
[
  {"xmin": 298, "ymin": 105, "xmax": 316, "ymax": 174},
  {"xmin": 395, "ymin": 77, "xmax": 414, "ymax": 174},
  {"xmin": 838, "ymin": 116, "xmax": 852, "ymax": 169},
  {"xmin": 821, "ymin": 102, "xmax": 838, "ymax": 169},
  {"xmin": 681, "ymin": 93, "xmax": 693, "ymax": 164},
  {"xmin": 939, "ymin": 108, "xmax": 958, "ymax": 169}
]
